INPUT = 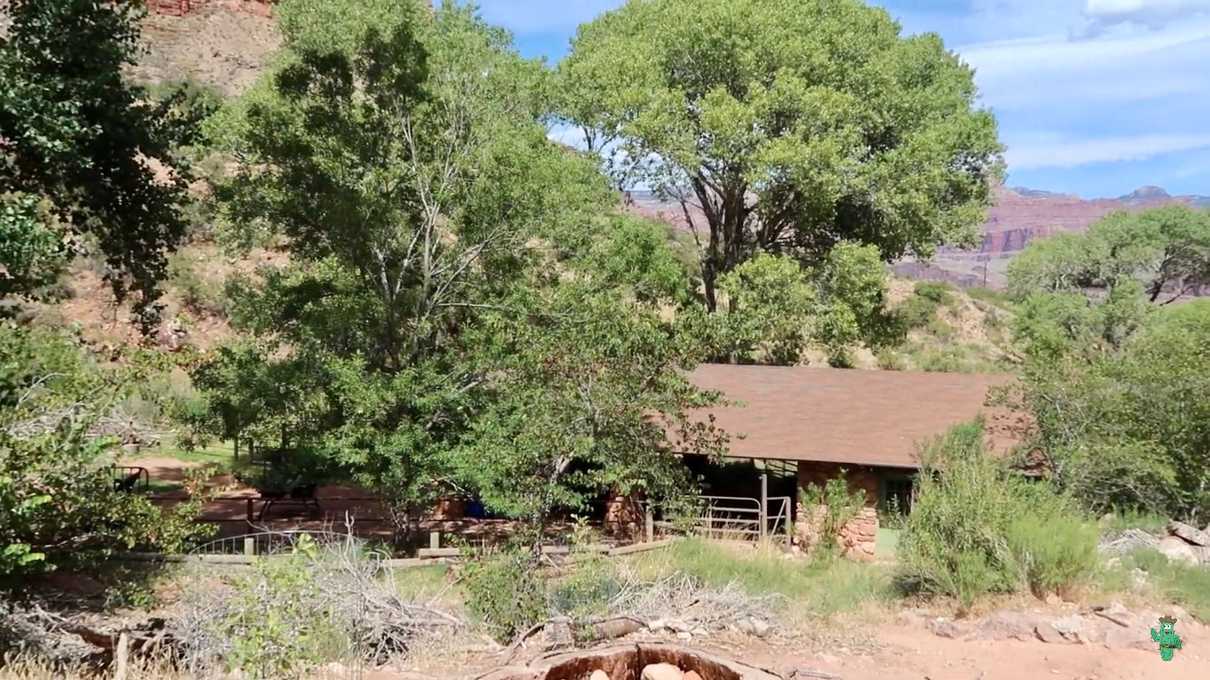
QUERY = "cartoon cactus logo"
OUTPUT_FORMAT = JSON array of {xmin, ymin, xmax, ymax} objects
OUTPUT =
[{"xmin": 1150, "ymin": 616, "xmax": 1183, "ymax": 662}]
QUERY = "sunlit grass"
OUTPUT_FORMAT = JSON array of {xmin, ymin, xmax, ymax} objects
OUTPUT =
[
  {"xmin": 630, "ymin": 537, "xmax": 896, "ymax": 618},
  {"xmin": 1097, "ymin": 548, "xmax": 1210, "ymax": 622}
]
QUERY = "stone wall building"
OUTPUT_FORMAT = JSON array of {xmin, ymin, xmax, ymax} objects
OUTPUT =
[{"xmin": 682, "ymin": 364, "xmax": 1022, "ymax": 559}]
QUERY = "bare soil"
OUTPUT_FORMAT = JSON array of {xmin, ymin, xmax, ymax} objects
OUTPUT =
[{"xmin": 133, "ymin": 5, "xmax": 280, "ymax": 96}]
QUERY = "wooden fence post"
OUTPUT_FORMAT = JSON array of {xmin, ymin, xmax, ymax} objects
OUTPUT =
[
  {"xmin": 759, "ymin": 474, "xmax": 769, "ymax": 545},
  {"xmin": 644, "ymin": 505, "xmax": 654, "ymax": 543}
]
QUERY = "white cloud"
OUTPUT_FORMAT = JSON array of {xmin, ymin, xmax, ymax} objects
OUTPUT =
[
  {"xmin": 546, "ymin": 123, "xmax": 587, "ymax": 148},
  {"xmin": 1006, "ymin": 133, "xmax": 1210, "ymax": 169},
  {"xmin": 1083, "ymin": 0, "xmax": 1210, "ymax": 31},
  {"xmin": 957, "ymin": 19, "xmax": 1210, "ymax": 110}
]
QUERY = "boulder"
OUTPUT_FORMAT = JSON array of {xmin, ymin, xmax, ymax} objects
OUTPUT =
[
  {"xmin": 1033, "ymin": 622, "xmax": 1068, "ymax": 644},
  {"xmin": 972, "ymin": 611, "xmax": 1044, "ymax": 642},
  {"xmin": 666, "ymin": 620, "xmax": 692, "ymax": 634},
  {"xmin": 683, "ymin": 672, "xmax": 703, "ymax": 680},
  {"xmin": 749, "ymin": 618, "xmax": 772, "ymax": 639},
  {"xmin": 1168, "ymin": 521, "xmax": 1210, "ymax": 547},
  {"xmin": 927, "ymin": 618, "xmax": 967, "ymax": 639},
  {"xmin": 590, "ymin": 671, "xmax": 610, "ymax": 680},
  {"xmin": 641, "ymin": 663, "xmax": 684, "ymax": 680},
  {"xmin": 1097, "ymin": 528, "xmax": 1159, "ymax": 556},
  {"xmin": 1157, "ymin": 536, "xmax": 1200, "ymax": 564},
  {"xmin": 1052, "ymin": 615, "xmax": 1095, "ymax": 643},
  {"xmin": 1092, "ymin": 601, "xmax": 1132, "ymax": 628},
  {"xmin": 1103, "ymin": 624, "xmax": 1154, "ymax": 652}
]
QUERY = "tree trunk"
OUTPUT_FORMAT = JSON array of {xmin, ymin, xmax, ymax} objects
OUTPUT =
[{"xmin": 702, "ymin": 261, "xmax": 719, "ymax": 313}]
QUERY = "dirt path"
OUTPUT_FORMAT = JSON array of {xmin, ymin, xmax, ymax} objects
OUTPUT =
[{"xmin": 685, "ymin": 616, "xmax": 1210, "ymax": 680}]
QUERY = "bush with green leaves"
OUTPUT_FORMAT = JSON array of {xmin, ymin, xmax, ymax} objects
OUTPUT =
[
  {"xmin": 1014, "ymin": 299, "xmax": 1210, "ymax": 519},
  {"xmin": 798, "ymin": 472, "xmax": 866, "ymax": 556},
  {"xmin": 549, "ymin": 520, "xmax": 621, "ymax": 620},
  {"xmin": 896, "ymin": 281, "xmax": 955, "ymax": 330},
  {"xmin": 897, "ymin": 421, "xmax": 1097, "ymax": 612},
  {"xmin": 0, "ymin": 416, "xmax": 214, "ymax": 581},
  {"xmin": 1, "ymin": 325, "xmax": 214, "ymax": 581},
  {"xmin": 462, "ymin": 547, "xmax": 548, "ymax": 643},
  {"xmin": 214, "ymin": 537, "xmax": 350, "ymax": 679},
  {"xmin": 1005, "ymin": 510, "xmax": 1098, "ymax": 598}
]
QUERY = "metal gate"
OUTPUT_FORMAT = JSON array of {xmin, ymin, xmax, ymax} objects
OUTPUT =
[{"xmin": 689, "ymin": 475, "xmax": 794, "ymax": 545}]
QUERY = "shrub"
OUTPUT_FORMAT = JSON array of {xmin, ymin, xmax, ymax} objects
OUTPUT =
[
  {"xmin": 897, "ymin": 421, "xmax": 1097, "ymax": 612},
  {"xmin": 550, "ymin": 520, "xmax": 620, "ymax": 620},
  {"xmin": 876, "ymin": 349, "xmax": 907, "ymax": 371},
  {"xmin": 798, "ymin": 472, "xmax": 866, "ymax": 556},
  {"xmin": 462, "ymin": 546, "xmax": 548, "ymax": 643},
  {"xmin": 167, "ymin": 252, "xmax": 228, "ymax": 316},
  {"xmin": 208, "ymin": 536, "xmax": 349, "ymax": 678},
  {"xmin": 1005, "ymin": 509, "xmax": 1098, "ymax": 598},
  {"xmin": 896, "ymin": 281, "xmax": 955, "ymax": 330},
  {"xmin": 915, "ymin": 281, "xmax": 955, "ymax": 305},
  {"xmin": 1, "ymin": 417, "xmax": 214, "ymax": 581},
  {"xmin": 1115, "ymin": 548, "xmax": 1210, "ymax": 621}
]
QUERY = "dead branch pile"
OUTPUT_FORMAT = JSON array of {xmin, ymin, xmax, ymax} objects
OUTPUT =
[
  {"xmin": 0, "ymin": 600, "xmax": 171, "ymax": 667},
  {"xmin": 606, "ymin": 571, "xmax": 784, "ymax": 633},
  {"xmin": 174, "ymin": 535, "xmax": 463, "ymax": 674},
  {"xmin": 6, "ymin": 405, "xmax": 168, "ymax": 449}
]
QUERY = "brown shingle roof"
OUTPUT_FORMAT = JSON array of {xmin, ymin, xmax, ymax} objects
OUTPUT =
[{"xmin": 684, "ymin": 364, "xmax": 1018, "ymax": 469}]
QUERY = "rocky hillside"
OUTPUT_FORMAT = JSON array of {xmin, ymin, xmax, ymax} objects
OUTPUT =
[{"xmin": 899, "ymin": 185, "xmax": 1210, "ymax": 288}]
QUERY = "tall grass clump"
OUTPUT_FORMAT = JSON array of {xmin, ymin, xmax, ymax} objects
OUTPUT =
[
  {"xmin": 634, "ymin": 538, "xmax": 894, "ymax": 618},
  {"xmin": 897, "ymin": 420, "xmax": 1097, "ymax": 612},
  {"xmin": 1117, "ymin": 548, "xmax": 1210, "ymax": 621}
]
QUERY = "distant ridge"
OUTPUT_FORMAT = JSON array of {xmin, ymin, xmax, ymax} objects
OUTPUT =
[{"xmin": 625, "ymin": 184, "xmax": 1208, "ymax": 290}]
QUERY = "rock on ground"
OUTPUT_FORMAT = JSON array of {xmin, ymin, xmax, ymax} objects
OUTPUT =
[
  {"xmin": 1158, "ymin": 536, "xmax": 1201, "ymax": 564},
  {"xmin": 1169, "ymin": 521, "xmax": 1210, "ymax": 547},
  {"xmin": 971, "ymin": 611, "xmax": 1044, "ymax": 642},
  {"xmin": 641, "ymin": 663, "xmax": 684, "ymax": 680}
]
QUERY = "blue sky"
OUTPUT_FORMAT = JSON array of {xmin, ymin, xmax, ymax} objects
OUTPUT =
[{"xmin": 472, "ymin": 0, "xmax": 1210, "ymax": 199}]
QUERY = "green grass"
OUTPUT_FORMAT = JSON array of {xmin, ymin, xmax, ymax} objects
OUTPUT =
[
  {"xmin": 1115, "ymin": 549, "xmax": 1210, "ymax": 621},
  {"xmin": 631, "ymin": 538, "xmax": 896, "ymax": 617},
  {"xmin": 875, "ymin": 528, "xmax": 900, "ymax": 559},
  {"xmin": 159, "ymin": 440, "xmax": 237, "ymax": 466},
  {"xmin": 394, "ymin": 564, "xmax": 455, "ymax": 602},
  {"xmin": 1098, "ymin": 509, "xmax": 1169, "ymax": 534}
]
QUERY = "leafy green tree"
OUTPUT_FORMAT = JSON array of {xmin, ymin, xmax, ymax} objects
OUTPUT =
[
  {"xmin": 559, "ymin": 0, "xmax": 1003, "ymax": 311},
  {"xmin": 455, "ymin": 283, "xmax": 727, "ymax": 534},
  {"xmin": 1007, "ymin": 205, "xmax": 1210, "ymax": 303},
  {"xmin": 0, "ymin": 0, "xmax": 207, "ymax": 323},
  {"xmin": 714, "ymin": 243, "xmax": 897, "ymax": 365},
  {"xmin": 0, "ymin": 194, "xmax": 67, "ymax": 300},
  {"xmin": 1016, "ymin": 301, "xmax": 1210, "ymax": 519},
  {"xmin": 194, "ymin": 0, "xmax": 614, "ymax": 540},
  {"xmin": 1, "ymin": 325, "xmax": 211, "ymax": 579},
  {"xmin": 716, "ymin": 253, "xmax": 816, "ymax": 365},
  {"xmin": 1006, "ymin": 208, "xmax": 1209, "ymax": 518}
]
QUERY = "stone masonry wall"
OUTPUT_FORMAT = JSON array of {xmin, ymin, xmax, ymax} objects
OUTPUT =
[{"xmin": 795, "ymin": 461, "xmax": 881, "ymax": 561}]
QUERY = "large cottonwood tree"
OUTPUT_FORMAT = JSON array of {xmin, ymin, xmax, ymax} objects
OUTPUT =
[
  {"xmin": 559, "ymin": 0, "xmax": 1003, "ymax": 311},
  {"xmin": 0, "ymin": 0, "xmax": 205, "ymax": 323}
]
